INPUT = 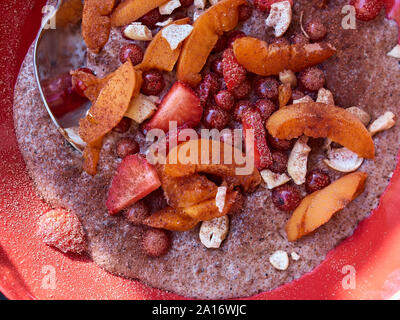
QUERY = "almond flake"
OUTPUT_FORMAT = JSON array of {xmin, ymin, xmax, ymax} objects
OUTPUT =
[
  {"xmin": 260, "ymin": 169, "xmax": 291, "ymax": 189},
  {"xmin": 124, "ymin": 94, "xmax": 158, "ymax": 124},
  {"xmin": 293, "ymin": 95, "xmax": 313, "ymax": 104},
  {"xmin": 159, "ymin": 0, "xmax": 181, "ymax": 15},
  {"xmin": 161, "ymin": 24, "xmax": 193, "ymax": 50},
  {"xmin": 123, "ymin": 22, "xmax": 152, "ymax": 41},
  {"xmin": 215, "ymin": 186, "xmax": 227, "ymax": 213},
  {"xmin": 288, "ymin": 136, "xmax": 311, "ymax": 185},
  {"xmin": 199, "ymin": 216, "xmax": 229, "ymax": 249},
  {"xmin": 387, "ymin": 44, "xmax": 400, "ymax": 59},
  {"xmin": 269, "ymin": 250, "xmax": 289, "ymax": 270},
  {"xmin": 265, "ymin": 0, "xmax": 292, "ymax": 37},
  {"xmin": 155, "ymin": 18, "xmax": 173, "ymax": 27},
  {"xmin": 291, "ymin": 252, "xmax": 300, "ymax": 261},
  {"xmin": 368, "ymin": 112, "xmax": 396, "ymax": 136},
  {"xmin": 316, "ymin": 88, "xmax": 334, "ymax": 105}
]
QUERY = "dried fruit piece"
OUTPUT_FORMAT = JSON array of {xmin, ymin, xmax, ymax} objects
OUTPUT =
[
  {"xmin": 123, "ymin": 22, "xmax": 153, "ymax": 41},
  {"xmin": 144, "ymin": 81, "xmax": 202, "ymax": 132},
  {"xmin": 324, "ymin": 147, "xmax": 364, "ymax": 173},
  {"xmin": 260, "ymin": 169, "xmax": 291, "ymax": 189},
  {"xmin": 176, "ymin": 0, "xmax": 246, "ymax": 86},
  {"xmin": 125, "ymin": 94, "xmax": 158, "ymax": 124},
  {"xmin": 79, "ymin": 61, "xmax": 141, "ymax": 145},
  {"xmin": 222, "ymin": 48, "xmax": 247, "ymax": 91},
  {"xmin": 233, "ymin": 37, "xmax": 336, "ymax": 76},
  {"xmin": 199, "ymin": 215, "xmax": 229, "ymax": 248},
  {"xmin": 266, "ymin": 102, "xmax": 375, "ymax": 158},
  {"xmin": 287, "ymin": 136, "xmax": 310, "ymax": 185},
  {"xmin": 143, "ymin": 207, "xmax": 199, "ymax": 231},
  {"xmin": 111, "ymin": 0, "xmax": 170, "ymax": 27},
  {"xmin": 106, "ymin": 155, "xmax": 161, "ymax": 215},
  {"xmin": 278, "ymin": 83, "xmax": 292, "ymax": 108},
  {"xmin": 368, "ymin": 111, "xmax": 396, "ymax": 136},
  {"xmin": 37, "ymin": 209, "xmax": 86, "ymax": 254},
  {"xmin": 265, "ymin": 0, "xmax": 292, "ymax": 37},
  {"xmin": 82, "ymin": 137, "xmax": 102, "ymax": 176},
  {"xmin": 286, "ymin": 172, "xmax": 367, "ymax": 241},
  {"xmin": 82, "ymin": 0, "xmax": 116, "ymax": 53}
]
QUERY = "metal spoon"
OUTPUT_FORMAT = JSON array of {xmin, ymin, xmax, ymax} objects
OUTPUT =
[{"xmin": 33, "ymin": 0, "xmax": 89, "ymax": 153}]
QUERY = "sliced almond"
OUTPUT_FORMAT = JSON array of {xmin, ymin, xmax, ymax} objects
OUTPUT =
[
  {"xmin": 269, "ymin": 250, "xmax": 289, "ymax": 270},
  {"xmin": 291, "ymin": 251, "xmax": 300, "ymax": 261},
  {"xmin": 260, "ymin": 169, "xmax": 291, "ymax": 189},
  {"xmin": 123, "ymin": 22, "xmax": 152, "ymax": 41},
  {"xmin": 288, "ymin": 136, "xmax": 310, "ymax": 185},
  {"xmin": 159, "ymin": 0, "xmax": 181, "ymax": 15},
  {"xmin": 194, "ymin": 0, "xmax": 207, "ymax": 9},
  {"xmin": 265, "ymin": 1, "xmax": 292, "ymax": 37},
  {"xmin": 215, "ymin": 186, "xmax": 227, "ymax": 213},
  {"xmin": 324, "ymin": 147, "xmax": 363, "ymax": 173},
  {"xmin": 316, "ymin": 88, "xmax": 334, "ymax": 105},
  {"xmin": 346, "ymin": 107, "xmax": 371, "ymax": 127},
  {"xmin": 125, "ymin": 94, "xmax": 158, "ymax": 123},
  {"xmin": 161, "ymin": 24, "xmax": 194, "ymax": 50},
  {"xmin": 368, "ymin": 112, "xmax": 396, "ymax": 136},
  {"xmin": 155, "ymin": 18, "xmax": 174, "ymax": 27},
  {"xmin": 293, "ymin": 95, "xmax": 313, "ymax": 104},
  {"xmin": 279, "ymin": 70, "xmax": 297, "ymax": 88},
  {"xmin": 199, "ymin": 215, "xmax": 229, "ymax": 249},
  {"xmin": 387, "ymin": 44, "xmax": 400, "ymax": 59}
]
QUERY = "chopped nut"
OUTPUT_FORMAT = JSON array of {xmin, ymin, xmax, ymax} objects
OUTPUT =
[
  {"xmin": 199, "ymin": 215, "xmax": 229, "ymax": 249},
  {"xmin": 155, "ymin": 18, "xmax": 174, "ymax": 27},
  {"xmin": 316, "ymin": 88, "xmax": 334, "ymax": 105},
  {"xmin": 387, "ymin": 44, "xmax": 400, "ymax": 59},
  {"xmin": 64, "ymin": 127, "xmax": 86, "ymax": 149},
  {"xmin": 269, "ymin": 250, "xmax": 289, "ymax": 270},
  {"xmin": 159, "ymin": 0, "xmax": 181, "ymax": 15},
  {"xmin": 346, "ymin": 107, "xmax": 371, "ymax": 127},
  {"xmin": 194, "ymin": 0, "xmax": 207, "ymax": 9},
  {"xmin": 161, "ymin": 24, "xmax": 194, "ymax": 50},
  {"xmin": 260, "ymin": 169, "xmax": 291, "ymax": 189},
  {"xmin": 324, "ymin": 147, "xmax": 364, "ymax": 173},
  {"xmin": 288, "ymin": 136, "xmax": 311, "ymax": 185},
  {"xmin": 124, "ymin": 94, "xmax": 158, "ymax": 123},
  {"xmin": 123, "ymin": 22, "xmax": 152, "ymax": 41},
  {"xmin": 279, "ymin": 70, "xmax": 297, "ymax": 88},
  {"xmin": 293, "ymin": 95, "xmax": 313, "ymax": 104},
  {"xmin": 368, "ymin": 112, "xmax": 396, "ymax": 136},
  {"xmin": 265, "ymin": 0, "xmax": 292, "ymax": 37},
  {"xmin": 291, "ymin": 251, "xmax": 300, "ymax": 261},
  {"xmin": 215, "ymin": 186, "xmax": 227, "ymax": 213}
]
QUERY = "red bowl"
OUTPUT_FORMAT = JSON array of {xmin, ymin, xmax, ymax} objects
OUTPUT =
[{"xmin": 1, "ymin": 0, "xmax": 400, "ymax": 300}]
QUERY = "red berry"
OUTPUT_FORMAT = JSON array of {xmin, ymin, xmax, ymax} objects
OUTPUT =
[
  {"xmin": 272, "ymin": 184, "xmax": 302, "ymax": 211},
  {"xmin": 142, "ymin": 228, "xmax": 171, "ymax": 257},
  {"xmin": 202, "ymin": 106, "xmax": 230, "ymax": 130},
  {"xmin": 180, "ymin": 0, "xmax": 194, "ymax": 8},
  {"xmin": 37, "ymin": 209, "xmax": 86, "ymax": 254},
  {"xmin": 232, "ymin": 79, "xmax": 251, "ymax": 99},
  {"xmin": 292, "ymin": 89, "xmax": 305, "ymax": 101},
  {"xmin": 242, "ymin": 108, "xmax": 273, "ymax": 170},
  {"xmin": 238, "ymin": 4, "xmax": 253, "ymax": 21},
  {"xmin": 305, "ymin": 19, "xmax": 327, "ymax": 41},
  {"xmin": 222, "ymin": 48, "xmax": 247, "ymax": 91},
  {"xmin": 299, "ymin": 67, "xmax": 325, "ymax": 91},
  {"xmin": 113, "ymin": 117, "xmax": 132, "ymax": 133},
  {"xmin": 255, "ymin": 77, "xmax": 279, "ymax": 99},
  {"xmin": 305, "ymin": 169, "xmax": 331, "ymax": 194},
  {"xmin": 267, "ymin": 133, "xmax": 294, "ymax": 151},
  {"xmin": 141, "ymin": 70, "xmax": 165, "ymax": 96},
  {"xmin": 233, "ymin": 99, "xmax": 252, "ymax": 121},
  {"xmin": 211, "ymin": 57, "xmax": 224, "ymax": 76},
  {"xmin": 227, "ymin": 31, "xmax": 246, "ymax": 48},
  {"xmin": 119, "ymin": 44, "xmax": 144, "ymax": 65},
  {"xmin": 139, "ymin": 8, "xmax": 162, "ymax": 29},
  {"xmin": 213, "ymin": 34, "xmax": 228, "ymax": 53},
  {"xmin": 255, "ymin": 98, "xmax": 277, "ymax": 121},
  {"xmin": 269, "ymin": 151, "xmax": 288, "ymax": 173},
  {"xmin": 72, "ymin": 68, "xmax": 94, "ymax": 97},
  {"xmin": 350, "ymin": 0, "xmax": 383, "ymax": 21},
  {"xmin": 197, "ymin": 73, "xmax": 221, "ymax": 105},
  {"xmin": 116, "ymin": 138, "xmax": 140, "ymax": 158},
  {"xmin": 254, "ymin": 0, "xmax": 293, "ymax": 12},
  {"xmin": 214, "ymin": 90, "xmax": 235, "ymax": 111}
]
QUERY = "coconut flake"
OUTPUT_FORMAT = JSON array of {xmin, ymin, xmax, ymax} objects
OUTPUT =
[
  {"xmin": 368, "ymin": 112, "xmax": 396, "ymax": 136},
  {"xmin": 159, "ymin": 0, "xmax": 181, "ymax": 15},
  {"xmin": 288, "ymin": 136, "xmax": 311, "ymax": 185},
  {"xmin": 260, "ymin": 169, "xmax": 291, "ymax": 189},
  {"xmin": 269, "ymin": 250, "xmax": 289, "ymax": 270},
  {"xmin": 161, "ymin": 24, "xmax": 193, "ymax": 50},
  {"xmin": 215, "ymin": 186, "xmax": 227, "ymax": 213}
]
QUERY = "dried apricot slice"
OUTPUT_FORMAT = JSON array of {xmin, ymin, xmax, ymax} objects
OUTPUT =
[
  {"xmin": 266, "ymin": 102, "xmax": 375, "ymax": 159},
  {"xmin": 233, "ymin": 37, "xmax": 336, "ymax": 76},
  {"xmin": 176, "ymin": 0, "xmax": 247, "ymax": 86}
]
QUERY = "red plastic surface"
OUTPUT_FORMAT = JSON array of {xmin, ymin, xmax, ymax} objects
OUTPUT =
[{"xmin": 1, "ymin": 0, "xmax": 400, "ymax": 300}]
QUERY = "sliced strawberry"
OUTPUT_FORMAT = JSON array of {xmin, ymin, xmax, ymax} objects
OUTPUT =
[
  {"xmin": 144, "ymin": 81, "xmax": 202, "ymax": 133},
  {"xmin": 254, "ymin": 0, "xmax": 293, "ymax": 12},
  {"xmin": 383, "ymin": 0, "xmax": 400, "ymax": 42},
  {"xmin": 242, "ymin": 108, "xmax": 273, "ymax": 170},
  {"xmin": 37, "ymin": 209, "xmax": 86, "ymax": 254},
  {"xmin": 350, "ymin": 0, "xmax": 383, "ymax": 21},
  {"xmin": 222, "ymin": 48, "xmax": 247, "ymax": 91},
  {"xmin": 106, "ymin": 155, "xmax": 161, "ymax": 215}
]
